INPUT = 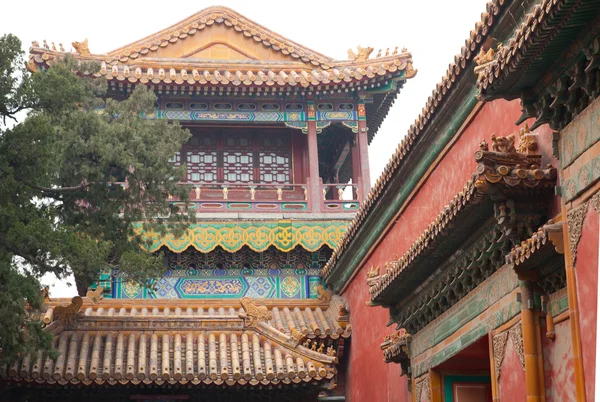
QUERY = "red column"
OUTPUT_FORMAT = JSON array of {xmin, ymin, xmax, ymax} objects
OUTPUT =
[
  {"xmin": 357, "ymin": 113, "xmax": 371, "ymax": 198},
  {"xmin": 307, "ymin": 120, "xmax": 321, "ymax": 212},
  {"xmin": 351, "ymin": 134, "xmax": 361, "ymax": 200}
]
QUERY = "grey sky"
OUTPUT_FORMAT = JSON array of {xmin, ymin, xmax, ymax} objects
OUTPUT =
[{"xmin": 2, "ymin": 0, "xmax": 488, "ymax": 296}]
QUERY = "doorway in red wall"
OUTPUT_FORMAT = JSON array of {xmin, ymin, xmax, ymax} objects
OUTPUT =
[{"xmin": 432, "ymin": 336, "xmax": 493, "ymax": 402}]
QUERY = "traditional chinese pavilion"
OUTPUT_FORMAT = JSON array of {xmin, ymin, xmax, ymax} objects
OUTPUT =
[
  {"xmin": 323, "ymin": 0, "xmax": 600, "ymax": 401},
  {"xmin": 0, "ymin": 6, "xmax": 416, "ymax": 402}
]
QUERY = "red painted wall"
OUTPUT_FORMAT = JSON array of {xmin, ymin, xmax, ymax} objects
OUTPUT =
[
  {"xmin": 497, "ymin": 335, "xmax": 527, "ymax": 401},
  {"xmin": 343, "ymin": 275, "xmax": 410, "ymax": 401},
  {"xmin": 542, "ymin": 318, "xmax": 576, "ymax": 401},
  {"xmin": 341, "ymin": 98, "xmax": 559, "ymax": 401},
  {"xmin": 574, "ymin": 205, "xmax": 599, "ymax": 401}
]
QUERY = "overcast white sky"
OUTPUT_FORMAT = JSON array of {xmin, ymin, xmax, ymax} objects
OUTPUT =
[{"xmin": 2, "ymin": 0, "xmax": 488, "ymax": 296}]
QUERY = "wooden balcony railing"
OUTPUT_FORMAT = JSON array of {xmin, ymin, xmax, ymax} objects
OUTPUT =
[
  {"xmin": 321, "ymin": 182, "xmax": 360, "ymax": 212},
  {"xmin": 157, "ymin": 180, "xmax": 361, "ymax": 214}
]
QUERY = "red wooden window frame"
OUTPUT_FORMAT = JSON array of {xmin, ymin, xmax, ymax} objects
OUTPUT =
[{"xmin": 181, "ymin": 131, "xmax": 292, "ymax": 185}]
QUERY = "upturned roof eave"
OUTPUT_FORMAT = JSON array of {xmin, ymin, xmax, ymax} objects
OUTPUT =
[{"xmin": 323, "ymin": 0, "xmax": 538, "ymax": 292}]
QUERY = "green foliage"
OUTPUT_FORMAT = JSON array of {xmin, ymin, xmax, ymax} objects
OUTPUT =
[{"xmin": 0, "ymin": 34, "xmax": 192, "ymax": 365}]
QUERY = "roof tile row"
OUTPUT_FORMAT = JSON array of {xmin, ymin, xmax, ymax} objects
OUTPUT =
[{"xmin": 323, "ymin": 0, "xmax": 509, "ymax": 279}]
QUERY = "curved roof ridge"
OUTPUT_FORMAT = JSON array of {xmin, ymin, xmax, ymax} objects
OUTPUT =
[{"xmin": 106, "ymin": 5, "xmax": 334, "ymax": 67}]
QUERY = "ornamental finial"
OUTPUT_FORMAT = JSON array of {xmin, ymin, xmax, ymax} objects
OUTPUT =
[
  {"xmin": 347, "ymin": 46, "xmax": 374, "ymax": 61},
  {"xmin": 53, "ymin": 296, "xmax": 83, "ymax": 327},
  {"xmin": 72, "ymin": 38, "xmax": 90, "ymax": 56},
  {"xmin": 491, "ymin": 133, "xmax": 517, "ymax": 154},
  {"xmin": 239, "ymin": 296, "xmax": 273, "ymax": 327},
  {"xmin": 316, "ymin": 285, "xmax": 333, "ymax": 302},
  {"xmin": 86, "ymin": 286, "xmax": 104, "ymax": 304}
]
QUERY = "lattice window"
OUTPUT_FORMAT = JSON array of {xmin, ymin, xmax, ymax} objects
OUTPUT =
[
  {"xmin": 168, "ymin": 152, "xmax": 181, "ymax": 166},
  {"xmin": 186, "ymin": 135, "xmax": 218, "ymax": 182},
  {"xmin": 259, "ymin": 136, "xmax": 290, "ymax": 184},
  {"xmin": 223, "ymin": 134, "xmax": 254, "ymax": 183}
]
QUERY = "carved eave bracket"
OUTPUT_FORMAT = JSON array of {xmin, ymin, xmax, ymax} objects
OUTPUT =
[
  {"xmin": 381, "ymin": 329, "xmax": 411, "ymax": 375},
  {"xmin": 368, "ymin": 129, "xmax": 559, "ymax": 331}
]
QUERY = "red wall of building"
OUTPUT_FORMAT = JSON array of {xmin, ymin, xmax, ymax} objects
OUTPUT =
[
  {"xmin": 341, "ymin": 98, "xmax": 560, "ymax": 401},
  {"xmin": 497, "ymin": 336, "xmax": 527, "ymax": 401},
  {"xmin": 574, "ymin": 205, "xmax": 599, "ymax": 401},
  {"xmin": 542, "ymin": 318, "xmax": 576, "ymax": 401}
]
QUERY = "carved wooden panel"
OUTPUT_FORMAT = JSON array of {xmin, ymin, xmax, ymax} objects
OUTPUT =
[
  {"xmin": 258, "ymin": 135, "xmax": 291, "ymax": 184},
  {"xmin": 223, "ymin": 133, "xmax": 254, "ymax": 183},
  {"xmin": 186, "ymin": 135, "xmax": 218, "ymax": 182}
]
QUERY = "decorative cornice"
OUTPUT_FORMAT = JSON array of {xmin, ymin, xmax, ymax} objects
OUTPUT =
[
  {"xmin": 28, "ymin": 52, "xmax": 413, "ymax": 89},
  {"xmin": 477, "ymin": 0, "xmax": 600, "ymax": 130},
  {"xmin": 366, "ymin": 135, "xmax": 556, "ymax": 303},
  {"xmin": 505, "ymin": 219, "xmax": 564, "ymax": 267},
  {"xmin": 380, "ymin": 329, "xmax": 411, "ymax": 373},
  {"xmin": 323, "ymin": 0, "xmax": 532, "ymax": 285},
  {"xmin": 134, "ymin": 220, "xmax": 349, "ymax": 253}
]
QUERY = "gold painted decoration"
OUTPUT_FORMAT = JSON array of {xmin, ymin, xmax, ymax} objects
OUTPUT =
[{"xmin": 134, "ymin": 221, "xmax": 349, "ymax": 253}]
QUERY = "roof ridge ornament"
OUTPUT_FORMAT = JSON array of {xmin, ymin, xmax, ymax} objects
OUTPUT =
[
  {"xmin": 53, "ymin": 296, "xmax": 83, "ymax": 328},
  {"xmin": 238, "ymin": 296, "xmax": 273, "ymax": 327},
  {"xmin": 287, "ymin": 327, "xmax": 307, "ymax": 348},
  {"xmin": 86, "ymin": 286, "xmax": 104, "ymax": 304},
  {"xmin": 473, "ymin": 43, "xmax": 502, "ymax": 80},
  {"xmin": 72, "ymin": 39, "xmax": 90, "ymax": 56},
  {"xmin": 41, "ymin": 286, "xmax": 50, "ymax": 303},
  {"xmin": 316, "ymin": 285, "xmax": 333, "ymax": 302},
  {"xmin": 347, "ymin": 46, "xmax": 374, "ymax": 61}
]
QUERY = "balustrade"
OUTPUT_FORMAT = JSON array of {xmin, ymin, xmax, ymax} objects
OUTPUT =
[{"xmin": 135, "ymin": 180, "xmax": 362, "ymax": 214}]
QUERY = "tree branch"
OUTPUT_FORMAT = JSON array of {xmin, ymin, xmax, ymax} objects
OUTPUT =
[{"xmin": 25, "ymin": 183, "xmax": 89, "ymax": 193}]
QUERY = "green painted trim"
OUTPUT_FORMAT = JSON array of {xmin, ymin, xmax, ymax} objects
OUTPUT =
[
  {"xmin": 412, "ymin": 299, "xmax": 521, "ymax": 377},
  {"xmin": 329, "ymin": 87, "xmax": 480, "ymax": 292},
  {"xmin": 550, "ymin": 289, "xmax": 569, "ymax": 317},
  {"xmin": 443, "ymin": 375, "xmax": 491, "ymax": 402}
]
